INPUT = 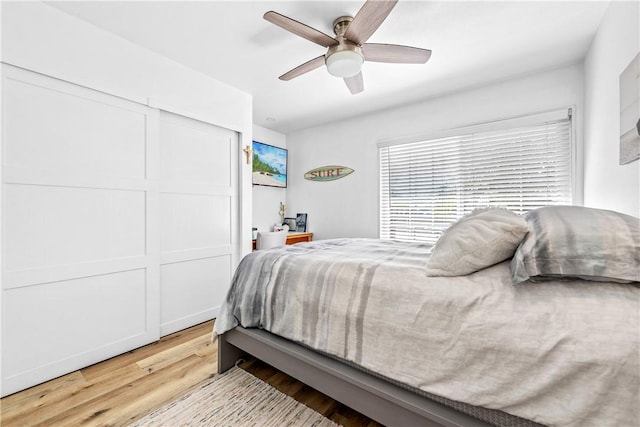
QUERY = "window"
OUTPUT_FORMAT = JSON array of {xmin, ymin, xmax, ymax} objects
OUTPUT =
[{"xmin": 379, "ymin": 109, "xmax": 573, "ymax": 243}]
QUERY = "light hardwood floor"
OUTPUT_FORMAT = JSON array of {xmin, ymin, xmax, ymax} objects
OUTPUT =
[{"xmin": 0, "ymin": 320, "xmax": 381, "ymax": 427}]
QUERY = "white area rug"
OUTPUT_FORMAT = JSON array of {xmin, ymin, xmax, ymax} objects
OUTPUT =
[{"xmin": 130, "ymin": 367, "xmax": 340, "ymax": 426}]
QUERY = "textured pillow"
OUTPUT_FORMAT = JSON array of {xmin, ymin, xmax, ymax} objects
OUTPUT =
[
  {"xmin": 426, "ymin": 208, "xmax": 529, "ymax": 276},
  {"xmin": 510, "ymin": 206, "xmax": 640, "ymax": 284}
]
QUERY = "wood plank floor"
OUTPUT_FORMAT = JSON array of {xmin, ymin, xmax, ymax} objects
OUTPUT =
[{"xmin": 0, "ymin": 320, "xmax": 382, "ymax": 427}]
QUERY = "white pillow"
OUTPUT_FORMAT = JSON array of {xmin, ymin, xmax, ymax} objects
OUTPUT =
[{"xmin": 426, "ymin": 208, "xmax": 529, "ymax": 276}]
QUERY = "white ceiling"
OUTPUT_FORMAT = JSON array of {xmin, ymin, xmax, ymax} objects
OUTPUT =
[{"xmin": 46, "ymin": 1, "xmax": 610, "ymax": 134}]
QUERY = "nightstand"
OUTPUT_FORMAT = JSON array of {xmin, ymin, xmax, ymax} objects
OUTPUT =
[{"xmin": 252, "ymin": 231, "xmax": 313, "ymax": 250}]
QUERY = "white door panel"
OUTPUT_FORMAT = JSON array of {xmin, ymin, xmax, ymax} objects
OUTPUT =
[
  {"xmin": 3, "ymin": 269, "xmax": 147, "ymax": 381},
  {"xmin": 158, "ymin": 111, "xmax": 238, "ymax": 336},
  {"xmin": 4, "ymin": 73, "xmax": 146, "ymax": 179},
  {"xmin": 160, "ymin": 193, "xmax": 231, "ymax": 252},
  {"xmin": 4, "ymin": 184, "xmax": 146, "ymax": 271},
  {"xmin": 160, "ymin": 256, "xmax": 231, "ymax": 333},
  {"xmin": 1, "ymin": 66, "xmax": 160, "ymax": 396},
  {"xmin": 159, "ymin": 114, "xmax": 232, "ymax": 185}
]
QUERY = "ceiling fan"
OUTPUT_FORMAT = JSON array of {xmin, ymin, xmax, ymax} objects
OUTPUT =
[{"xmin": 263, "ymin": 0, "xmax": 431, "ymax": 95}]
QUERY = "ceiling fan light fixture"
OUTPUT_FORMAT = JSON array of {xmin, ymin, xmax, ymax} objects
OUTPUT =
[
  {"xmin": 264, "ymin": 1, "xmax": 430, "ymax": 93},
  {"xmin": 326, "ymin": 49, "xmax": 364, "ymax": 78}
]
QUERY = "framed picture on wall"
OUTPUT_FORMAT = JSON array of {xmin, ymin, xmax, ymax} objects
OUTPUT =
[
  {"xmin": 620, "ymin": 53, "xmax": 640, "ymax": 164},
  {"xmin": 296, "ymin": 213, "xmax": 308, "ymax": 232},
  {"xmin": 252, "ymin": 141, "xmax": 288, "ymax": 187}
]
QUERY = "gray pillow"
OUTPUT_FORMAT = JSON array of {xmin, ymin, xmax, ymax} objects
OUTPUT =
[
  {"xmin": 426, "ymin": 208, "xmax": 529, "ymax": 276},
  {"xmin": 510, "ymin": 206, "xmax": 640, "ymax": 284}
]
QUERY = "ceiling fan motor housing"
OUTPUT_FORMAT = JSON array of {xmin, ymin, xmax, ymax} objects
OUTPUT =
[
  {"xmin": 333, "ymin": 16, "xmax": 354, "ymax": 36},
  {"xmin": 326, "ymin": 16, "xmax": 363, "ymax": 78}
]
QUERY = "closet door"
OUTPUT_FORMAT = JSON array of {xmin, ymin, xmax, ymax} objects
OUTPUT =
[
  {"xmin": 158, "ymin": 111, "xmax": 239, "ymax": 336},
  {"xmin": 1, "ymin": 66, "xmax": 160, "ymax": 396}
]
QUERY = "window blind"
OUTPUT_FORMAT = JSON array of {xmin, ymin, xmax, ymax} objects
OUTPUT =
[{"xmin": 379, "ymin": 112, "xmax": 572, "ymax": 243}]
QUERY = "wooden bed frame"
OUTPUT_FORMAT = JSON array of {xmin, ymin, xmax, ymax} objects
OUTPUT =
[{"xmin": 218, "ymin": 326, "xmax": 493, "ymax": 427}]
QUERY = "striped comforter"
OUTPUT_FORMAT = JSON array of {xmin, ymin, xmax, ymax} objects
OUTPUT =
[{"xmin": 214, "ymin": 238, "xmax": 639, "ymax": 427}]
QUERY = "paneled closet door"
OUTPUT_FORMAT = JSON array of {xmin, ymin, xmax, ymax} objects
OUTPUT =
[
  {"xmin": 158, "ymin": 111, "xmax": 239, "ymax": 336},
  {"xmin": 1, "ymin": 65, "xmax": 160, "ymax": 396}
]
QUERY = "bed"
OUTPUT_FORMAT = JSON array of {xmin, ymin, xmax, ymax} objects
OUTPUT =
[{"xmin": 214, "ymin": 206, "xmax": 640, "ymax": 427}]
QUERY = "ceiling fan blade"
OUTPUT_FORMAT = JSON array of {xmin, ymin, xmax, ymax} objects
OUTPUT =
[
  {"xmin": 344, "ymin": 72, "xmax": 364, "ymax": 94},
  {"xmin": 264, "ymin": 11, "xmax": 338, "ymax": 48},
  {"xmin": 344, "ymin": 0, "xmax": 398, "ymax": 45},
  {"xmin": 363, "ymin": 43, "xmax": 432, "ymax": 63},
  {"xmin": 279, "ymin": 55, "xmax": 326, "ymax": 81}
]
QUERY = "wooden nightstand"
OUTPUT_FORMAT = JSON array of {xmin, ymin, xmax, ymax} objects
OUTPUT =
[
  {"xmin": 252, "ymin": 232, "xmax": 313, "ymax": 250},
  {"xmin": 285, "ymin": 232, "xmax": 313, "ymax": 245}
]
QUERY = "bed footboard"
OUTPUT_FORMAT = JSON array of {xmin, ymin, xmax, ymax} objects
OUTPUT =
[{"xmin": 218, "ymin": 327, "xmax": 491, "ymax": 427}]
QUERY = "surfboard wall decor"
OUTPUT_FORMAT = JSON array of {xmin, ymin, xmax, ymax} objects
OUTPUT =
[{"xmin": 304, "ymin": 165, "xmax": 354, "ymax": 182}]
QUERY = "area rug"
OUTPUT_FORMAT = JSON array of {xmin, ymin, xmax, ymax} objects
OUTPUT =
[{"xmin": 130, "ymin": 367, "xmax": 340, "ymax": 426}]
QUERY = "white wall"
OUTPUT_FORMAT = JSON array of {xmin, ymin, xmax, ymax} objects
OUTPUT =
[
  {"xmin": 252, "ymin": 125, "xmax": 288, "ymax": 232},
  {"xmin": 584, "ymin": 0, "xmax": 640, "ymax": 217},
  {"xmin": 287, "ymin": 65, "xmax": 584, "ymax": 240}
]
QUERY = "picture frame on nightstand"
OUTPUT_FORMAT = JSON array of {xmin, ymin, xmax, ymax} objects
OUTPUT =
[
  {"xmin": 284, "ymin": 217, "xmax": 297, "ymax": 231},
  {"xmin": 295, "ymin": 213, "xmax": 308, "ymax": 232}
]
